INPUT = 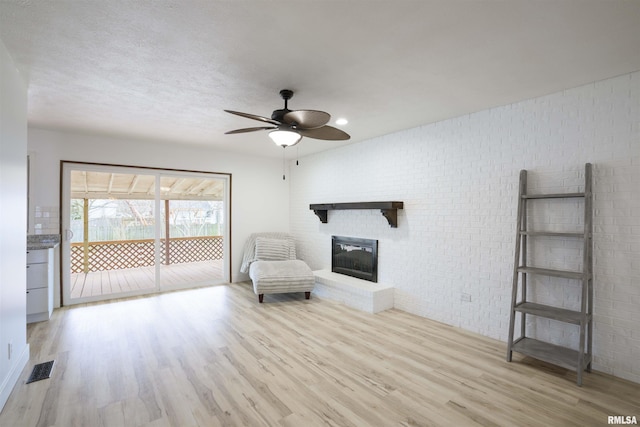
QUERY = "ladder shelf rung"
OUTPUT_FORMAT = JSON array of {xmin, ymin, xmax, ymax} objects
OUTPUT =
[
  {"xmin": 514, "ymin": 302, "xmax": 589, "ymax": 324},
  {"xmin": 519, "ymin": 231, "xmax": 586, "ymax": 238},
  {"xmin": 517, "ymin": 266, "xmax": 587, "ymax": 280},
  {"xmin": 522, "ymin": 192, "xmax": 585, "ymax": 199},
  {"xmin": 511, "ymin": 338, "xmax": 591, "ymax": 372}
]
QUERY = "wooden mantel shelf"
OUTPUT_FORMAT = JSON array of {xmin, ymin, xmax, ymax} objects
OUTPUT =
[{"xmin": 309, "ymin": 201, "xmax": 404, "ymax": 228}]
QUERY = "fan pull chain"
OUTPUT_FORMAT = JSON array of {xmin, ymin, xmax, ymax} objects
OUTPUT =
[
  {"xmin": 282, "ymin": 147, "xmax": 286, "ymax": 180},
  {"xmin": 296, "ymin": 146, "xmax": 299, "ymax": 165}
]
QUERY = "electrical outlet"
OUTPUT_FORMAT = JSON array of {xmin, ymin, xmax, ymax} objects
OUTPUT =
[{"xmin": 461, "ymin": 293, "xmax": 472, "ymax": 302}]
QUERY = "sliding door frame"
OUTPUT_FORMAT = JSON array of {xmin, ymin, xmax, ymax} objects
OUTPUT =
[{"xmin": 59, "ymin": 161, "xmax": 232, "ymax": 306}]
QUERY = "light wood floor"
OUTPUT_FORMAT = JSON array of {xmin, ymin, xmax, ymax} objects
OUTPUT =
[
  {"xmin": 70, "ymin": 260, "xmax": 224, "ymax": 299},
  {"xmin": 2, "ymin": 284, "xmax": 638, "ymax": 427}
]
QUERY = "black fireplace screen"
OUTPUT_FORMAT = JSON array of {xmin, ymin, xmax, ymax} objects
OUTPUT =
[{"xmin": 331, "ymin": 236, "xmax": 378, "ymax": 282}]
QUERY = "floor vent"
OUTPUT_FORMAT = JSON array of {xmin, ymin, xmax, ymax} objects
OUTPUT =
[{"xmin": 27, "ymin": 360, "xmax": 55, "ymax": 384}]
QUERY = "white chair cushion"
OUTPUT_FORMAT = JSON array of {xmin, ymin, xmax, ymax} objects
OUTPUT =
[
  {"xmin": 254, "ymin": 237, "xmax": 291, "ymax": 261},
  {"xmin": 240, "ymin": 232, "xmax": 297, "ymax": 273},
  {"xmin": 249, "ymin": 260, "xmax": 315, "ymax": 294}
]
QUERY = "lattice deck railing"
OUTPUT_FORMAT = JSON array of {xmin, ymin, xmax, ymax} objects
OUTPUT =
[{"xmin": 70, "ymin": 236, "xmax": 223, "ymax": 273}]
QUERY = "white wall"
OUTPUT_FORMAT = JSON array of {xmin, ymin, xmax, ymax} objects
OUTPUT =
[
  {"xmin": 290, "ymin": 72, "xmax": 640, "ymax": 383},
  {"xmin": 27, "ymin": 128, "xmax": 291, "ymax": 290},
  {"xmin": 0, "ymin": 38, "xmax": 29, "ymax": 411}
]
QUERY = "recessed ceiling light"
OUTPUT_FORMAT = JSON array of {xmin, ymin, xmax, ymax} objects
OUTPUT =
[{"xmin": 335, "ymin": 118, "xmax": 348, "ymax": 126}]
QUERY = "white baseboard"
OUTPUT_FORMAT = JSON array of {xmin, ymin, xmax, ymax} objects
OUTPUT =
[
  {"xmin": 233, "ymin": 272, "xmax": 250, "ymax": 283},
  {"xmin": 0, "ymin": 342, "xmax": 29, "ymax": 412}
]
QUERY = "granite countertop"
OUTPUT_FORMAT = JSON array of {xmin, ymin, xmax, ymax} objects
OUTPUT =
[{"xmin": 27, "ymin": 234, "xmax": 61, "ymax": 250}]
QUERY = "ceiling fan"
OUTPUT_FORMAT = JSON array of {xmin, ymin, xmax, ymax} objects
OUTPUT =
[{"xmin": 224, "ymin": 89, "xmax": 350, "ymax": 147}]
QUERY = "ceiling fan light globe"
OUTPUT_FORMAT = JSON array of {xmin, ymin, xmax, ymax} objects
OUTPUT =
[{"xmin": 269, "ymin": 129, "xmax": 302, "ymax": 147}]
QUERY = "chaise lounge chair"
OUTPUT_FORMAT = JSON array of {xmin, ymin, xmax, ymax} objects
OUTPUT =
[{"xmin": 240, "ymin": 232, "xmax": 315, "ymax": 303}]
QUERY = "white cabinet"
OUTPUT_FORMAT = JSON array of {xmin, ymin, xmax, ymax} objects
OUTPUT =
[{"xmin": 26, "ymin": 248, "xmax": 54, "ymax": 323}]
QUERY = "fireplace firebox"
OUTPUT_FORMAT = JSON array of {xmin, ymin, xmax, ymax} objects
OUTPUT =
[{"xmin": 331, "ymin": 236, "xmax": 378, "ymax": 282}]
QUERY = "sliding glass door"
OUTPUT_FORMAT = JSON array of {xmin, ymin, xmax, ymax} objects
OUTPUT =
[
  {"xmin": 157, "ymin": 174, "xmax": 227, "ymax": 291},
  {"xmin": 61, "ymin": 162, "xmax": 230, "ymax": 305}
]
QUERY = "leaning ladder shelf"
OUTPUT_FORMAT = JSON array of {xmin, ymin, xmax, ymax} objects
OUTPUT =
[{"xmin": 506, "ymin": 163, "xmax": 593, "ymax": 386}]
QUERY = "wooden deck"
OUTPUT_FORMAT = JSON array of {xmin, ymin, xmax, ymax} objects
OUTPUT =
[{"xmin": 70, "ymin": 259, "xmax": 224, "ymax": 299}]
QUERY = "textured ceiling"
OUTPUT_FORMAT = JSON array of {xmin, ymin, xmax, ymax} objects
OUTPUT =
[{"xmin": 1, "ymin": 1, "xmax": 640, "ymax": 159}]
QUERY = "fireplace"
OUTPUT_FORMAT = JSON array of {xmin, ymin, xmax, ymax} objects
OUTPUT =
[{"xmin": 331, "ymin": 236, "xmax": 378, "ymax": 282}]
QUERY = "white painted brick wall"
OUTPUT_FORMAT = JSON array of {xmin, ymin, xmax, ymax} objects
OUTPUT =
[{"xmin": 290, "ymin": 72, "xmax": 640, "ymax": 383}]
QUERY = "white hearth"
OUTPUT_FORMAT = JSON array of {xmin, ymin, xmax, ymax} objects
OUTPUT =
[{"xmin": 312, "ymin": 270, "xmax": 393, "ymax": 314}]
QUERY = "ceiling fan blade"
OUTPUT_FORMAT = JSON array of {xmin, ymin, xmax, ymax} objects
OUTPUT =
[
  {"xmin": 225, "ymin": 126, "xmax": 276, "ymax": 135},
  {"xmin": 283, "ymin": 110, "xmax": 331, "ymax": 129},
  {"xmin": 224, "ymin": 110, "xmax": 281, "ymax": 126},
  {"xmin": 298, "ymin": 125, "xmax": 350, "ymax": 141}
]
